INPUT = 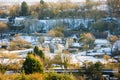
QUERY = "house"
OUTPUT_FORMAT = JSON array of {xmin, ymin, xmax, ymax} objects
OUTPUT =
[
  {"xmin": 56, "ymin": 44, "xmax": 65, "ymax": 53},
  {"xmin": 44, "ymin": 37, "xmax": 63, "ymax": 44},
  {"xmin": 8, "ymin": 17, "xmax": 25, "ymax": 26},
  {"xmin": 42, "ymin": 43, "xmax": 50, "ymax": 52},
  {"xmin": 49, "ymin": 44, "xmax": 55, "ymax": 53},
  {"xmin": 13, "ymin": 17, "xmax": 25, "ymax": 26},
  {"xmin": 8, "ymin": 16, "xmax": 15, "ymax": 23},
  {"xmin": 94, "ymin": 39, "xmax": 110, "ymax": 47},
  {"xmin": 113, "ymin": 40, "xmax": 120, "ymax": 51},
  {"xmin": 93, "ymin": 32, "xmax": 110, "ymax": 48},
  {"xmin": 69, "ymin": 42, "xmax": 82, "ymax": 48},
  {"xmin": 51, "ymin": 37, "xmax": 63, "ymax": 44},
  {"xmin": 43, "ymin": 37, "xmax": 65, "ymax": 53},
  {"xmin": 49, "ymin": 43, "xmax": 64, "ymax": 53},
  {"xmin": 71, "ymin": 34, "xmax": 78, "ymax": 42},
  {"xmin": 44, "ymin": 37, "xmax": 52, "ymax": 44},
  {"xmin": 0, "ymin": 18, "xmax": 8, "ymax": 23},
  {"xmin": 64, "ymin": 31, "xmax": 80, "ymax": 43}
]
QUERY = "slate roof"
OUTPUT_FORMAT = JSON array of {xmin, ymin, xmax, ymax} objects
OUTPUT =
[
  {"xmin": 63, "ymin": 30, "xmax": 81, "ymax": 38},
  {"xmin": 92, "ymin": 32, "xmax": 108, "ymax": 39}
]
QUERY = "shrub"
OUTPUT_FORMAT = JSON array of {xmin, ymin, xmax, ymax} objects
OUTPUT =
[
  {"xmin": 23, "ymin": 45, "xmax": 32, "ymax": 49},
  {"xmin": 28, "ymin": 73, "xmax": 43, "ymax": 80},
  {"xmin": 9, "ymin": 37, "xmax": 31, "ymax": 51},
  {"xmin": 9, "ymin": 42, "xmax": 19, "ymax": 51},
  {"xmin": 0, "ymin": 64, "xmax": 7, "ymax": 74},
  {"xmin": 0, "ymin": 72, "xmax": 75, "ymax": 80},
  {"xmin": 44, "ymin": 72, "xmax": 75, "ymax": 80},
  {"xmin": 14, "ymin": 71, "xmax": 30, "ymax": 80}
]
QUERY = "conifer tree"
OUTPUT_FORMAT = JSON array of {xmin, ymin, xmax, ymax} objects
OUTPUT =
[
  {"xmin": 34, "ymin": 46, "xmax": 45, "ymax": 60},
  {"xmin": 20, "ymin": 1, "xmax": 29, "ymax": 16},
  {"xmin": 22, "ymin": 53, "xmax": 43, "ymax": 74}
]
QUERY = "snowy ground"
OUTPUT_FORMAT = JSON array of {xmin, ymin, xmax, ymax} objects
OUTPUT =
[
  {"xmin": 0, "ymin": 36, "xmax": 116, "ymax": 66},
  {"xmin": 0, "ymin": 48, "xmax": 117, "ymax": 66},
  {"xmin": 75, "ymin": 55, "xmax": 107, "ymax": 64},
  {"xmin": 0, "ymin": 49, "xmax": 33, "ymax": 64},
  {"xmin": 0, "ymin": 58, "xmax": 24, "ymax": 64},
  {"xmin": 70, "ymin": 51, "xmax": 107, "ymax": 66},
  {"xmin": 0, "ymin": 48, "xmax": 33, "ymax": 54}
]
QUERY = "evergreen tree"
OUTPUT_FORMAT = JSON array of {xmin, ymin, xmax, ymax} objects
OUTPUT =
[
  {"xmin": 22, "ymin": 53, "xmax": 44, "ymax": 74},
  {"xmin": 38, "ymin": 50, "xmax": 45, "ymax": 60},
  {"xmin": 34, "ymin": 46, "xmax": 45, "ymax": 60},
  {"xmin": 40, "ymin": 0, "xmax": 44, "ymax": 5},
  {"xmin": 34, "ymin": 46, "xmax": 39, "ymax": 54},
  {"xmin": 20, "ymin": 1, "xmax": 29, "ymax": 16}
]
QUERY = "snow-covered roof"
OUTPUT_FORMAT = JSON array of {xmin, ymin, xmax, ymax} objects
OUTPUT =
[
  {"xmin": 0, "ymin": 18, "xmax": 8, "ymax": 23},
  {"xmin": 44, "ymin": 37, "xmax": 52, "ymax": 41},
  {"xmin": 51, "ymin": 37, "xmax": 62, "ymax": 43},
  {"xmin": 70, "ymin": 43, "xmax": 82, "ymax": 47},
  {"xmin": 72, "ymin": 35, "xmax": 78, "ymax": 39},
  {"xmin": 87, "ymin": 52, "xmax": 105, "ymax": 56},
  {"xmin": 15, "ymin": 17, "xmax": 25, "ymax": 21},
  {"xmin": 0, "ymin": 18, "xmax": 8, "ymax": 21},
  {"xmin": 94, "ymin": 39, "xmax": 110, "ymax": 44}
]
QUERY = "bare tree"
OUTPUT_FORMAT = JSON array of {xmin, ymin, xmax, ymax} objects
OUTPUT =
[{"xmin": 107, "ymin": 0, "xmax": 120, "ymax": 17}]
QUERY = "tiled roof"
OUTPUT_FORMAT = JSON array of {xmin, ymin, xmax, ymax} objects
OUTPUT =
[{"xmin": 92, "ymin": 32, "xmax": 108, "ymax": 39}]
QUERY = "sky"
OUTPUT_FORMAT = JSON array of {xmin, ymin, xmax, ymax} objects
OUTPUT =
[
  {"xmin": 0, "ymin": 0, "xmax": 106, "ymax": 3},
  {"xmin": 0, "ymin": 0, "xmax": 83, "ymax": 2},
  {"xmin": 0, "ymin": 0, "xmax": 106, "ymax": 5}
]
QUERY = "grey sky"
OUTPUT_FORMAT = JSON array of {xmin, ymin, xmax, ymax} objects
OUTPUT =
[{"xmin": 0, "ymin": 0, "xmax": 106, "ymax": 3}]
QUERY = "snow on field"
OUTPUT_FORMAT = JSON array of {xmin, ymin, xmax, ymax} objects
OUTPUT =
[
  {"xmin": 10, "ymin": 48, "xmax": 33, "ymax": 54},
  {"xmin": 77, "ymin": 51, "xmax": 87, "ymax": 56},
  {"xmin": 20, "ymin": 36, "xmax": 38, "ymax": 43},
  {"xmin": 70, "ymin": 43, "xmax": 82, "ymax": 47},
  {"xmin": 0, "ymin": 36, "xmax": 38, "ymax": 44},
  {"xmin": 68, "ymin": 51, "xmax": 108, "ymax": 65},
  {"xmin": 0, "ymin": 48, "xmax": 33, "ymax": 54},
  {"xmin": 0, "ymin": 49, "xmax": 112, "ymax": 66},
  {"xmin": 0, "ymin": 58, "xmax": 24, "ymax": 64},
  {"xmin": 70, "ymin": 54, "xmax": 79, "ymax": 64},
  {"xmin": 0, "ymin": 49, "xmax": 33, "ymax": 64},
  {"xmin": 0, "ymin": 36, "xmax": 113, "ymax": 66},
  {"xmin": 76, "ymin": 55, "xmax": 107, "ymax": 64}
]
